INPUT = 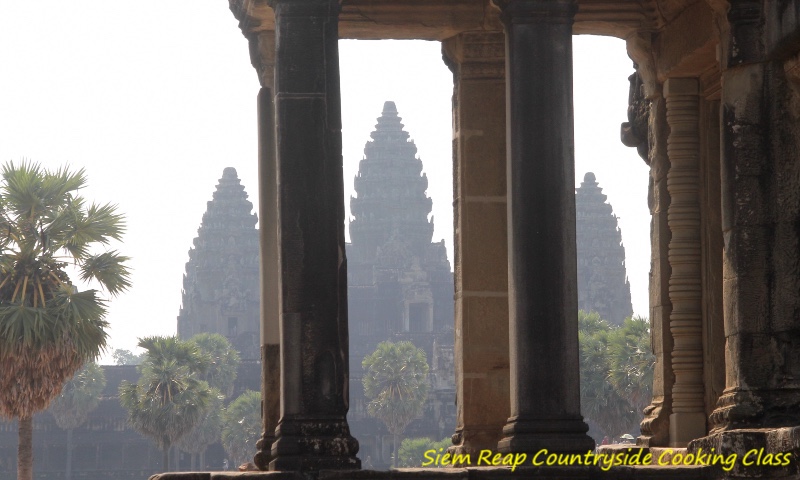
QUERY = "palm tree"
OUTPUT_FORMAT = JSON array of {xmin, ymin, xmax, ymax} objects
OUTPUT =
[
  {"xmin": 221, "ymin": 390, "xmax": 262, "ymax": 468},
  {"xmin": 578, "ymin": 311, "xmax": 653, "ymax": 441},
  {"xmin": 119, "ymin": 336, "xmax": 212, "ymax": 471},
  {"xmin": 0, "ymin": 161, "xmax": 130, "ymax": 480},
  {"xmin": 608, "ymin": 316, "xmax": 654, "ymax": 416},
  {"xmin": 189, "ymin": 333, "xmax": 241, "ymax": 398},
  {"xmin": 175, "ymin": 388, "xmax": 224, "ymax": 470},
  {"xmin": 362, "ymin": 341, "xmax": 429, "ymax": 467},
  {"xmin": 49, "ymin": 362, "xmax": 106, "ymax": 480}
]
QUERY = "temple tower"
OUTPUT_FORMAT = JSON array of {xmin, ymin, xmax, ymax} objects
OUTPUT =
[
  {"xmin": 346, "ymin": 101, "xmax": 455, "ymax": 466},
  {"xmin": 177, "ymin": 167, "xmax": 261, "ymax": 360},
  {"xmin": 575, "ymin": 172, "xmax": 633, "ymax": 325}
]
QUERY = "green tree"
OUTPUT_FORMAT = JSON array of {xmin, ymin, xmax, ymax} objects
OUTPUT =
[
  {"xmin": 397, "ymin": 437, "xmax": 450, "ymax": 467},
  {"xmin": 112, "ymin": 348, "xmax": 146, "ymax": 365},
  {"xmin": 578, "ymin": 310, "xmax": 654, "ymax": 441},
  {"xmin": 175, "ymin": 388, "xmax": 224, "ymax": 470},
  {"xmin": 221, "ymin": 390, "xmax": 262, "ymax": 468},
  {"xmin": 0, "ymin": 161, "xmax": 130, "ymax": 480},
  {"xmin": 188, "ymin": 333, "xmax": 240, "ymax": 398},
  {"xmin": 362, "ymin": 341, "xmax": 429, "ymax": 467},
  {"xmin": 119, "ymin": 336, "xmax": 212, "ymax": 471},
  {"xmin": 608, "ymin": 316, "xmax": 654, "ymax": 415},
  {"xmin": 49, "ymin": 362, "xmax": 106, "ymax": 480}
]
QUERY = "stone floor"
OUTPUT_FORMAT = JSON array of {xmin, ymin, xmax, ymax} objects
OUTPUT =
[{"xmin": 150, "ymin": 465, "xmax": 721, "ymax": 480}]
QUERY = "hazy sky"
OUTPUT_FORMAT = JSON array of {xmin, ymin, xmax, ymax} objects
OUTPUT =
[{"xmin": 0, "ymin": 2, "xmax": 649, "ymax": 361}]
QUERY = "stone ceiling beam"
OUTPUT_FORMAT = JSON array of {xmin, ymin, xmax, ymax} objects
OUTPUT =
[{"xmin": 230, "ymin": 0, "xmax": 659, "ymax": 40}]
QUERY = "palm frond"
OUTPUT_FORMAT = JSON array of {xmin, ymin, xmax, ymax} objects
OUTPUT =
[{"xmin": 79, "ymin": 251, "xmax": 132, "ymax": 296}]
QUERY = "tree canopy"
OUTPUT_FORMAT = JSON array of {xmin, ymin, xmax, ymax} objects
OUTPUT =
[
  {"xmin": 119, "ymin": 336, "xmax": 212, "ymax": 471},
  {"xmin": 112, "ymin": 348, "xmax": 146, "ymax": 365},
  {"xmin": 188, "ymin": 333, "xmax": 240, "ymax": 398},
  {"xmin": 221, "ymin": 389, "xmax": 262, "ymax": 468},
  {"xmin": 362, "ymin": 341, "xmax": 430, "ymax": 466},
  {"xmin": 578, "ymin": 310, "xmax": 654, "ymax": 441}
]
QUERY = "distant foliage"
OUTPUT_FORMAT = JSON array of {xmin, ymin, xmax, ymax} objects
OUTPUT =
[
  {"xmin": 397, "ymin": 437, "xmax": 451, "ymax": 467},
  {"xmin": 188, "ymin": 333, "xmax": 240, "ymax": 398},
  {"xmin": 50, "ymin": 362, "xmax": 106, "ymax": 430},
  {"xmin": 119, "ymin": 336, "xmax": 212, "ymax": 471},
  {"xmin": 112, "ymin": 349, "xmax": 146, "ymax": 366},
  {"xmin": 362, "ymin": 341, "xmax": 430, "ymax": 436},
  {"xmin": 579, "ymin": 311, "xmax": 654, "ymax": 441},
  {"xmin": 363, "ymin": 341, "xmax": 430, "ymax": 467},
  {"xmin": 175, "ymin": 388, "xmax": 225, "ymax": 456},
  {"xmin": 221, "ymin": 390, "xmax": 262, "ymax": 467}
]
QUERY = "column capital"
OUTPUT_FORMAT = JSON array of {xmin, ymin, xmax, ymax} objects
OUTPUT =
[
  {"xmin": 664, "ymin": 78, "xmax": 699, "ymax": 97},
  {"xmin": 491, "ymin": 0, "xmax": 576, "ymax": 25},
  {"xmin": 442, "ymin": 31, "xmax": 505, "ymax": 81},
  {"xmin": 248, "ymin": 31, "xmax": 275, "ymax": 89},
  {"xmin": 268, "ymin": 0, "xmax": 339, "ymax": 16}
]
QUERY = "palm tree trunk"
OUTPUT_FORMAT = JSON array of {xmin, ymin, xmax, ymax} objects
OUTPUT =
[
  {"xmin": 162, "ymin": 444, "xmax": 170, "ymax": 472},
  {"xmin": 392, "ymin": 434, "xmax": 398, "ymax": 468},
  {"xmin": 18, "ymin": 416, "xmax": 33, "ymax": 480},
  {"xmin": 66, "ymin": 428, "xmax": 73, "ymax": 480}
]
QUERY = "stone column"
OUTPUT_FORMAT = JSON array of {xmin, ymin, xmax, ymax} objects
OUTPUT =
[
  {"xmin": 441, "ymin": 31, "xmax": 509, "ymax": 459},
  {"xmin": 249, "ymin": 29, "xmax": 280, "ymax": 471},
  {"xmin": 704, "ymin": 0, "xmax": 800, "ymax": 435},
  {"xmin": 619, "ymin": 68, "xmax": 675, "ymax": 447},
  {"xmin": 663, "ymin": 78, "xmax": 706, "ymax": 446},
  {"xmin": 268, "ymin": 0, "xmax": 359, "ymax": 471},
  {"xmin": 493, "ymin": 0, "xmax": 594, "ymax": 455}
]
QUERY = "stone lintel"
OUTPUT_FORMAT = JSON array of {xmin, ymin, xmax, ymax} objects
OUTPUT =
[
  {"xmin": 229, "ymin": 0, "xmax": 657, "ymax": 41},
  {"xmin": 653, "ymin": 1, "xmax": 717, "ymax": 82}
]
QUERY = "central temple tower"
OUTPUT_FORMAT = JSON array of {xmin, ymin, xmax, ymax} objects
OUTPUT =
[{"xmin": 346, "ymin": 101, "xmax": 455, "ymax": 465}]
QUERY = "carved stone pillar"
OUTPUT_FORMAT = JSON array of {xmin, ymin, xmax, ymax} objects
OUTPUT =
[
  {"xmin": 251, "ymin": 30, "xmax": 280, "ymax": 472},
  {"xmin": 703, "ymin": 0, "xmax": 800, "ymax": 435},
  {"xmin": 622, "ymin": 81, "xmax": 674, "ymax": 447},
  {"xmin": 268, "ymin": 0, "xmax": 359, "ymax": 471},
  {"xmin": 663, "ymin": 78, "xmax": 706, "ymax": 446},
  {"xmin": 493, "ymin": 0, "xmax": 594, "ymax": 455},
  {"xmin": 441, "ymin": 31, "xmax": 509, "ymax": 459}
]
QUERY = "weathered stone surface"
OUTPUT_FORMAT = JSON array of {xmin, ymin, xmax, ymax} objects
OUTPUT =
[
  {"xmin": 254, "ymin": 84, "xmax": 280, "ymax": 471},
  {"xmin": 177, "ymin": 167, "xmax": 261, "ymax": 360},
  {"xmin": 268, "ymin": 0, "xmax": 359, "ymax": 471},
  {"xmin": 493, "ymin": 0, "xmax": 593, "ymax": 456}
]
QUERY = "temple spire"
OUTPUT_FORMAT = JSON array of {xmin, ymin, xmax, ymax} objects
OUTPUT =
[{"xmin": 349, "ymin": 102, "xmax": 434, "ymax": 262}]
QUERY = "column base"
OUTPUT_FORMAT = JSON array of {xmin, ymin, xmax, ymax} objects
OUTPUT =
[
  {"xmin": 497, "ymin": 416, "xmax": 595, "ymax": 455},
  {"xmin": 270, "ymin": 416, "xmax": 360, "ymax": 471},
  {"xmin": 447, "ymin": 426, "xmax": 505, "ymax": 465},
  {"xmin": 638, "ymin": 397, "xmax": 671, "ymax": 447},
  {"xmin": 689, "ymin": 427, "xmax": 800, "ymax": 478},
  {"xmin": 709, "ymin": 388, "xmax": 800, "ymax": 434},
  {"xmin": 254, "ymin": 434, "xmax": 276, "ymax": 470},
  {"xmin": 669, "ymin": 412, "xmax": 707, "ymax": 447}
]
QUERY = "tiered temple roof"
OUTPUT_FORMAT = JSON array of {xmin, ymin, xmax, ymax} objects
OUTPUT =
[
  {"xmin": 349, "ymin": 101, "xmax": 438, "ymax": 265},
  {"xmin": 177, "ymin": 167, "xmax": 261, "ymax": 360},
  {"xmin": 575, "ymin": 172, "xmax": 633, "ymax": 325}
]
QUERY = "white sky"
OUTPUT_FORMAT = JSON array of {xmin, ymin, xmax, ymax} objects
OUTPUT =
[{"xmin": 0, "ymin": 2, "xmax": 649, "ymax": 362}]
